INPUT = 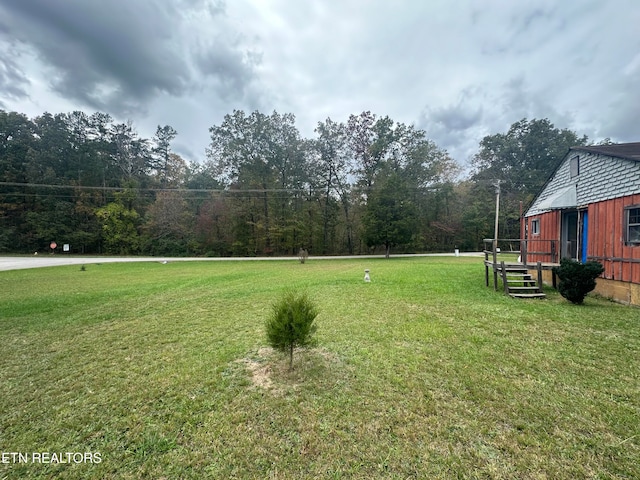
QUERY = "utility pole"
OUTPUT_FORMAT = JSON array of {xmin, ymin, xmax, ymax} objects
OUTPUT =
[
  {"xmin": 492, "ymin": 180, "xmax": 501, "ymax": 290},
  {"xmin": 493, "ymin": 180, "xmax": 501, "ymax": 252}
]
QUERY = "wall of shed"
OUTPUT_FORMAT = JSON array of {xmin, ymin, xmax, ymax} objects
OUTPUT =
[
  {"xmin": 588, "ymin": 195, "xmax": 640, "ymax": 284},
  {"xmin": 523, "ymin": 211, "xmax": 560, "ymax": 264},
  {"xmin": 524, "ymin": 196, "xmax": 640, "ymax": 283},
  {"xmin": 522, "ymin": 147, "xmax": 640, "ymax": 303},
  {"xmin": 592, "ymin": 278, "xmax": 640, "ymax": 306},
  {"xmin": 523, "ymin": 194, "xmax": 640, "ymax": 304}
]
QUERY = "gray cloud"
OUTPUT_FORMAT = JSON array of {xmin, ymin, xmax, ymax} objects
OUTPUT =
[
  {"xmin": 0, "ymin": 0, "xmax": 638, "ymax": 164},
  {"xmin": 600, "ymin": 59, "xmax": 640, "ymax": 141},
  {"xmin": 0, "ymin": 46, "xmax": 30, "ymax": 103},
  {"xmin": 431, "ymin": 105, "xmax": 483, "ymax": 132},
  {"xmin": 0, "ymin": 0, "xmax": 256, "ymax": 114}
]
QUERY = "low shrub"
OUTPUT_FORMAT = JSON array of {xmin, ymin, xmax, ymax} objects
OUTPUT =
[{"xmin": 552, "ymin": 258, "xmax": 604, "ymax": 304}]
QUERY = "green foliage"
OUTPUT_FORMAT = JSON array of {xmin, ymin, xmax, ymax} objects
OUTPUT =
[
  {"xmin": 471, "ymin": 118, "xmax": 588, "ymax": 240},
  {"xmin": 363, "ymin": 172, "xmax": 417, "ymax": 257},
  {"xmin": 552, "ymin": 258, "xmax": 605, "ymax": 304},
  {"xmin": 208, "ymin": 110, "xmax": 310, "ymax": 254},
  {"xmin": 1, "ymin": 106, "xmax": 590, "ymax": 256},
  {"xmin": 265, "ymin": 290, "xmax": 319, "ymax": 370},
  {"xmin": 96, "ymin": 198, "xmax": 141, "ymax": 254},
  {"xmin": 143, "ymin": 190, "xmax": 194, "ymax": 255}
]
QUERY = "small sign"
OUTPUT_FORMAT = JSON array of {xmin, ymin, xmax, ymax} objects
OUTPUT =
[
  {"xmin": 50, "ymin": 242, "xmax": 57, "ymax": 250},
  {"xmin": 63, "ymin": 244, "xmax": 70, "ymax": 252}
]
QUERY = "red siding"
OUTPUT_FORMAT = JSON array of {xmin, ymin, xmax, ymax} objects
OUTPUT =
[
  {"xmin": 588, "ymin": 194, "xmax": 640, "ymax": 283},
  {"xmin": 523, "ymin": 195, "xmax": 640, "ymax": 284},
  {"xmin": 525, "ymin": 211, "xmax": 559, "ymax": 264}
]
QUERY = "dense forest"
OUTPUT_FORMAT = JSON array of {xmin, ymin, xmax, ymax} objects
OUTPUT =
[{"xmin": 0, "ymin": 109, "xmax": 588, "ymax": 256}]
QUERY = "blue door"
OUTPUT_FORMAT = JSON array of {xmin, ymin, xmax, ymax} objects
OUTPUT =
[{"xmin": 580, "ymin": 211, "xmax": 588, "ymax": 263}]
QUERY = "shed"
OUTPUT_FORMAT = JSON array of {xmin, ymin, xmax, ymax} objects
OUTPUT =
[{"xmin": 522, "ymin": 142, "xmax": 640, "ymax": 305}]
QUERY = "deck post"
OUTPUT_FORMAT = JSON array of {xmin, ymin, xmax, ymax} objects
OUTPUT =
[
  {"xmin": 492, "ymin": 240, "xmax": 498, "ymax": 291},
  {"xmin": 536, "ymin": 261, "xmax": 543, "ymax": 291},
  {"xmin": 521, "ymin": 239, "xmax": 527, "ymax": 265},
  {"xmin": 484, "ymin": 249, "xmax": 489, "ymax": 287},
  {"xmin": 500, "ymin": 261, "xmax": 509, "ymax": 295}
]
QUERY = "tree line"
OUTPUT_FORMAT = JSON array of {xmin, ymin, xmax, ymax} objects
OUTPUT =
[{"xmin": 0, "ymin": 109, "xmax": 588, "ymax": 256}]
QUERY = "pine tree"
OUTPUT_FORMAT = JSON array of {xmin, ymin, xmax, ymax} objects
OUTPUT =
[{"xmin": 265, "ymin": 291, "xmax": 319, "ymax": 370}]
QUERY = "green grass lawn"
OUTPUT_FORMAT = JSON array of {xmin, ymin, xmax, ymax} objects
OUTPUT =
[{"xmin": 1, "ymin": 257, "xmax": 639, "ymax": 479}]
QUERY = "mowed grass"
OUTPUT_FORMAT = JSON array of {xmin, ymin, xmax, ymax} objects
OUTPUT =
[{"xmin": 0, "ymin": 257, "xmax": 639, "ymax": 479}]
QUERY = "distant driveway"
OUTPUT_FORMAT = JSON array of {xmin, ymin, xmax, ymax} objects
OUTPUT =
[{"xmin": 0, "ymin": 252, "xmax": 483, "ymax": 272}]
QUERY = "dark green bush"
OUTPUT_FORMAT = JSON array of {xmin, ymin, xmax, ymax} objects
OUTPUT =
[
  {"xmin": 266, "ymin": 291, "xmax": 319, "ymax": 370},
  {"xmin": 552, "ymin": 258, "xmax": 604, "ymax": 304}
]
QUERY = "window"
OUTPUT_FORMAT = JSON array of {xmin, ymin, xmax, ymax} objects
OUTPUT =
[
  {"xmin": 531, "ymin": 218, "xmax": 540, "ymax": 235},
  {"xmin": 570, "ymin": 156, "xmax": 580, "ymax": 178},
  {"xmin": 626, "ymin": 206, "xmax": 640, "ymax": 245}
]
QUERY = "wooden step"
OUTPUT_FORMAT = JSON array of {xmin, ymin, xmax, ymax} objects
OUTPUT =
[
  {"xmin": 509, "ymin": 293, "xmax": 546, "ymax": 299},
  {"xmin": 498, "ymin": 261, "xmax": 546, "ymax": 299}
]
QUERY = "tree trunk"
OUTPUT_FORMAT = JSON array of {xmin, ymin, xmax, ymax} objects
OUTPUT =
[
  {"xmin": 323, "ymin": 176, "xmax": 331, "ymax": 254},
  {"xmin": 263, "ymin": 188, "xmax": 271, "ymax": 253}
]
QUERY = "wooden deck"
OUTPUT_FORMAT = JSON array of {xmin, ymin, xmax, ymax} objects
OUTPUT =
[
  {"xmin": 484, "ymin": 260, "xmax": 559, "ymax": 298},
  {"xmin": 484, "ymin": 238, "xmax": 560, "ymax": 298},
  {"xmin": 483, "ymin": 239, "xmax": 560, "ymax": 298},
  {"xmin": 483, "ymin": 260, "xmax": 559, "ymax": 272}
]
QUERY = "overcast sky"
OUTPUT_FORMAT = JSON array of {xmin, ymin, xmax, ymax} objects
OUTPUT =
[{"xmin": 1, "ymin": 0, "xmax": 638, "ymax": 167}]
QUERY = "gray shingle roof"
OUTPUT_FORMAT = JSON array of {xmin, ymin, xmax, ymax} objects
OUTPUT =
[
  {"xmin": 571, "ymin": 143, "xmax": 640, "ymax": 162},
  {"xmin": 525, "ymin": 142, "xmax": 640, "ymax": 217}
]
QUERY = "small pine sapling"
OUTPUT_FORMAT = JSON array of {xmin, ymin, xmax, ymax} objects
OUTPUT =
[
  {"xmin": 265, "ymin": 291, "xmax": 319, "ymax": 370},
  {"xmin": 552, "ymin": 258, "xmax": 604, "ymax": 304}
]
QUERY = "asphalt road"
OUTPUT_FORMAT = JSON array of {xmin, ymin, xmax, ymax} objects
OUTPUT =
[{"xmin": 0, "ymin": 252, "xmax": 483, "ymax": 272}]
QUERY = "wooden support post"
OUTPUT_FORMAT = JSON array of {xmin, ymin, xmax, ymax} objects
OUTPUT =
[
  {"xmin": 537, "ymin": 261, "xmax": 543, "ymax": 291},
  {"xmin": 500, "ymin": 261, "xmax": 509, "ymax": 295}
]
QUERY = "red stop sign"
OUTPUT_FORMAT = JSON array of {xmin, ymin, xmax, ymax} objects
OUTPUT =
[{"xmin": 50, "ymin": 242, "xmax": 57, "ymax": 249}]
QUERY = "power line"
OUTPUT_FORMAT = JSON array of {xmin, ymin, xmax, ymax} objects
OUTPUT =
[
  {"xmin": 0, "ymin": 181, "xmax": 308, "ymax": 194},
  {"xmin": 0, "ymin": 181, "xmax": 452, "ymax": 195}
]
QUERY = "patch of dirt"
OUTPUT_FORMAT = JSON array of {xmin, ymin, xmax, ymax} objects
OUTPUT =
[
  {"xmin": 236, "ymin": 346, "xmax": 342, "ymax": 393},
  {"xmin": 236, "ymin": 347, "xmax": 276, "ymax": 390}
]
